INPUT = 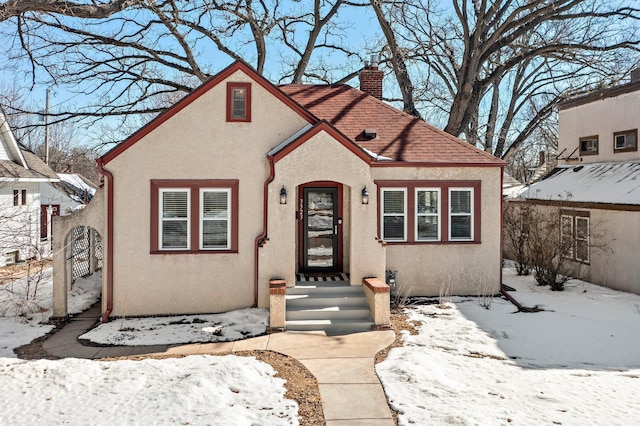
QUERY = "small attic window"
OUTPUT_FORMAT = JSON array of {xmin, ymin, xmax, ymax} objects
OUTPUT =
[
  {"xmin": 363, "ymin": 129, "xmax": 377, "ymax": 139},
  {"xmin": 226, "ymin": 82, "xmax": 251, "ymax": 122}
]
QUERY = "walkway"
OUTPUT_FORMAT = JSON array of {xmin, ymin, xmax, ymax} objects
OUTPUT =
[{"xmin": 42, "ymin": 305, "xmax": 397, "ymax": 425}]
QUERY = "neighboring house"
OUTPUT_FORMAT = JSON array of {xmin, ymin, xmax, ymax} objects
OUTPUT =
[
  {"xmin": 519, "ymin": 70, "xmax": 640, "ymax": 295},
  {"xmin": 0, "ymin": 111, "xmax": 59, "ymax": 266},
  {"xmin": 52, "ymin": 60, "xmax": 504, "ymax": 322},
  {"xmin": 40, "ymin": 173, "xmax": 97, "ymax": 239}
]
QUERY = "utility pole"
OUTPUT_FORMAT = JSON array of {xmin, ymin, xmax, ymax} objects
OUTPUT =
[{"xmin": 45, "ymin": 88, "xmax": 50, "ymax": 165}]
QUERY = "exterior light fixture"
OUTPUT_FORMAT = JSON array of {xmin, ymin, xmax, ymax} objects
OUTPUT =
[
  {"xmin": 280, "ymin": 186, "xmax": 287, "ymax": 204},
  {"xmin": 361, "ymin": 186, "xmax": 369, "ymax": 205}
]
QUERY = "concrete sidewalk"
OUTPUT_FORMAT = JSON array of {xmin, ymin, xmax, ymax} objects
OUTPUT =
[{"xmin": 41, "ymin": 306, "xmax": 397, "ymax": 425}]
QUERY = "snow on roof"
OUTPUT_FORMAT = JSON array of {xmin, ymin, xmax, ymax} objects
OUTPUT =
[
  {"xmin": 503, "ymin": 184, "xmax": 526, "ymax": 199},
  {"xmin": 520, "ymin": 161, "xmax": 640, "ymax": 205},
  {"xmin": 58, "ymin": 173, "xmax": 97, "ymax": 194}
]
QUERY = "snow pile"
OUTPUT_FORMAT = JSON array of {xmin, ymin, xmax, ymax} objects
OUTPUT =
[
  {"xmin": 377, "ymin": 268, "xmax": 640, "ymax": 425},
  {"xmin": 1, "ymin": 355, "xmax": 299, "ymax": 425},
  {"xmin": 80, "ymin": 308, "xmax": 269, "ymax": 346},
  {"xmin": 0, "ymin": 269, "xmax": 101, "ymax": 357}
]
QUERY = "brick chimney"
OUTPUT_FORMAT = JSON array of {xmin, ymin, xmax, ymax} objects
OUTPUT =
[
  {"xmin": 631, "ymin": 67, "xmax": 640, "ymax": 83},
  {"xmin": 359, "ymin": 54, "xmax": 383, "ymax": 100}
]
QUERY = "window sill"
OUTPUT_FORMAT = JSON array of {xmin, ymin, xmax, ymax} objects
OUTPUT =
[
  {"xmin": 382, "ymin": 240, "xmax": 480, "ymax": 245},
  {"xmin": 150, "ymin": 250, "xmax": 238, "ymax": 255},
  {"xmin": 614, "ymin": 147, "xmax": 638, "ymax": 153}
]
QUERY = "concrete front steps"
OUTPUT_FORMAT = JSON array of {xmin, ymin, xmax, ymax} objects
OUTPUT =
[{"xmin": 285, "ymin": 283, "xmax": 374, "ymax": 332}]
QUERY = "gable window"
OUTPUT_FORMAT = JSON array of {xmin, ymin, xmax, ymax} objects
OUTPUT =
[
  {"xmin": 226, "ymin": 82, "xmax": 251, "ymax": 122},
  {"xmin": 151, "ymin": 180, "xmax": 238, "ymax": 254},
  {"xmin": 381, "ymin": 188, "xmax": 406, "ymax": 241},
  {"xmin": 13, "ymin": 189, "xmax": 27, "ymax": 207},
  {"xmin": 415, "ymin": 188, "xmax": 440, "ymax": 241},
  {"xmin": 560, "ymin": 210, "xmax": 590, "ymax": 263},
  {"xmin": 579, "ymin": 135, "xmax": 598, "ymax": 156},
  {"xmin": 614, "ymin": 129, "xmax": 637, "ymax": 152},
  {"xmin": 377, "ymin": 181, "xmax": 481, "ymax": 244},
  {"xmin": 449, "ymin": 188, "xmax": 473, "ymax": 240}
]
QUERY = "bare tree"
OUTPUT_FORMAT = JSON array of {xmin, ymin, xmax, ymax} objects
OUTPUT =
[{"xmin": 378, "ymin": 0, "xmax": 640, "ymax": 156}]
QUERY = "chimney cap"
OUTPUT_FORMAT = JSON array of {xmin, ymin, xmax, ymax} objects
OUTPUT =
[{"xmin": 370, "ymin": 54, "xmax": 379, "ymax": 67}]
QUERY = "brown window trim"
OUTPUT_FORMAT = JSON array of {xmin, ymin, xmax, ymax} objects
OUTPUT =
[
  {"xmin": 579, "ymin": 135, "xmax": 599, "ymax": 156},
  {"xmin": 613, "ymin": 129, "xmax": 638, "ymax": 153},
  {"xmin": 375, "ymin": 180, "xmax": 481, "ymax": 245},
  {"xmin": 226, "ymin": 82, "xmax": 251, "ymax": 122},
  {"xmin": 559, "ymin": 209, "xmax": 590, "ymax": 264},
  {"xmin": 150, "ymin": 179, "xmax": 239, "ymax": 254}
]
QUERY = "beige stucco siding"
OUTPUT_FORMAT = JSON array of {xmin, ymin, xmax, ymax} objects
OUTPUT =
[
  {"xmin": 559, "ymin": 91, "xmax": 640, "ymax": 164},
  {"xmin": 589, "ymin": 209, "xmax": 640, "ymax": 294},
  {"xmin": 372, "ymin": 166, "xmax": 502, "ymax": 296},
  {"xmin": 105, "ymin": 69, "xmax": 310, "ymax": 316},
  {"xmin": 260, "ymin": 130, "xmax": 385, "ymax": 302}
]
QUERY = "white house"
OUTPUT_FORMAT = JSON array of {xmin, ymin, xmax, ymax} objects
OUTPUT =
[{"xmin": 0, "ymin": 111, "xmax": 59, "ymax": 265}]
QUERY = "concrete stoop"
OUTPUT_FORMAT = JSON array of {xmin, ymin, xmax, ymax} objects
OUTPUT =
[{"xmin": 285, "ymin": 283, "xmax": 374, "ymax": 332}]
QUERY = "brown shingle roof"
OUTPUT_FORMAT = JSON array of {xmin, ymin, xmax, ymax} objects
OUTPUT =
[
  {"xmin": 0, "ymin": 146, "xmax": 59, "ymax": 180},
  {"xmin": 280, "ymin": 84, "xmax": 503, "ymax": 165}
]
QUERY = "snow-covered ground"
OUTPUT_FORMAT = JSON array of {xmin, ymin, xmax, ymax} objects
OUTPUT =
[
  {"xmin": 3, "ymin": 265, "xmax": 640, "ymax": 425},
  {"xmin": 0, "ymin": 270, "xmax": 298, "ymax": 425},
  {"xmin": 80, "ymin": 308, "xmax": 268, "ymax": 345},
  {"xmin": 377, "ymin": 268, "xmax": 640, "ymax": 425},
  {"xmin": 0, "ymin": 268, "xmax": 101, "ymax": 357},
  {"xmin": 1, "ymin": 355, "xmax": 298, "ymax": 425}
]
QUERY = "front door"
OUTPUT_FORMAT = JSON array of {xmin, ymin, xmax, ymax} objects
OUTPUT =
[{"xmin": 302, "ymin": 187, "xmax": 340, "ymax": 272}]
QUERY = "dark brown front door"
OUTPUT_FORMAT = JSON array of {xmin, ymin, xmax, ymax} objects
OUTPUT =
[{"xmin": 302, "ymin": 187, "xmax": 340, "ymax": 272}]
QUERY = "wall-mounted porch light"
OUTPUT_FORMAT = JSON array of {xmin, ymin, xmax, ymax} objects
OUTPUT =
[
  {"xmin": 280, "ymin": 186, "xmax": 288, "ymax": 204},
  {"xmin": 361, "ymin": 186, "xmax": 369, "ymax": 205}
]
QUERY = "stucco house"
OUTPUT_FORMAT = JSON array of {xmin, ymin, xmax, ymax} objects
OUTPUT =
[
  {"xmin": 52, "ymin": 60, "xmax": 504, "ymax": 330},
  {"xmin": 518, "ymin": 71, "xmax": 640, "ymax": 295},
  {"xmin": 0, "ymin": 111, "xmax": 59, "ymax": 265}
]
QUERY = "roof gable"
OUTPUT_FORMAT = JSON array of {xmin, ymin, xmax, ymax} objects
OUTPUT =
[
  {"xmin": 0, "ymin": 111, "xmax": 28, "ymax": 169},
  {"xmin": 279, "ymin": 84, "xmax": 504, "ymax": 166},
  {"xmin": 100, "ymin": 61, "xmax": 319, "ymax": 165},
  {"xmin": 268, "ymin": 120, "xmax": 372, "ymax": 164}
]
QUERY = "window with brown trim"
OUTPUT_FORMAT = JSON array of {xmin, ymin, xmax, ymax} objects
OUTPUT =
[
  {"xmin": 613, "ymin": 129, "xmax": 637, "ymax": 153},
  {"xmin": 579, "ymin": 135, "xmax": 598, "ymax": 156},
  {"xmin": 226, "ymin": 82, "xmax": 251, "ymax": 122},
  {"xmin": 560, "ymin": 210, "xmax": 590, "ymax": 263},
  {"xmin": 150, "ymin": 180, "xmax": 239, "ymax": 254},
  {"xmin": 13, "ymin": 189, "xmax": 27, "ymax": 206},
  {"xmin": 376, "ymin": 180, "xmax": 481, "ymax": 244}
]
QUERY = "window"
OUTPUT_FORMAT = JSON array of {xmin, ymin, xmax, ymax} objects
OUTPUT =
[
  {"xmin": 415, "ymin": 188, "xmax": 440, "ymax": 241},
  {"xmin": 226, "ymin": 82, "xmax": 251, "ymax": 122},
  {"xmin": 13, "ymin": 189, "xmax": 27, "ymax": 206},
  {"xmin": 614, "ymin": 129, "xmax": 637, "ymax": 152},
  {"xmin": 151, "ymin": 180, "xmax": 238, "ymax": 253},
  {"xmin": 200, "ymin": 189, "xmax": 231, "ymax": 250},
  {"xmin": 381, "ymin": 189, "xmax": 406, "ymax": 241},
  {"xmin": 160, "ymin": 189, "xmax": 190, "ymax": 250},
  {"xmin": 579, "ymin": 135, "xmax": 598, "ymax": 156},
  {"xmin": 449, "ymin": 188, "xmax": 473, "ymax": 240},
  {"xmin": 377, "ymin": 181, "xmax": 481, "ymax": 244},
  {"xmin": 560, "ymin": 210, "xmax": 590, "ymax": 263}
]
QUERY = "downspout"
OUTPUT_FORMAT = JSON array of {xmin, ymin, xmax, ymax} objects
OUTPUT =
[
  {"xmin": 97, "ymin": 159, "xmax": 114, "ymax": 323},
  {"xmin": 253, "ymin": 156, "xmax": 276, "ymax": 307},
  {"xmin": 500, "ymin": 166, "xmax": 504, "ymax": 290}
]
